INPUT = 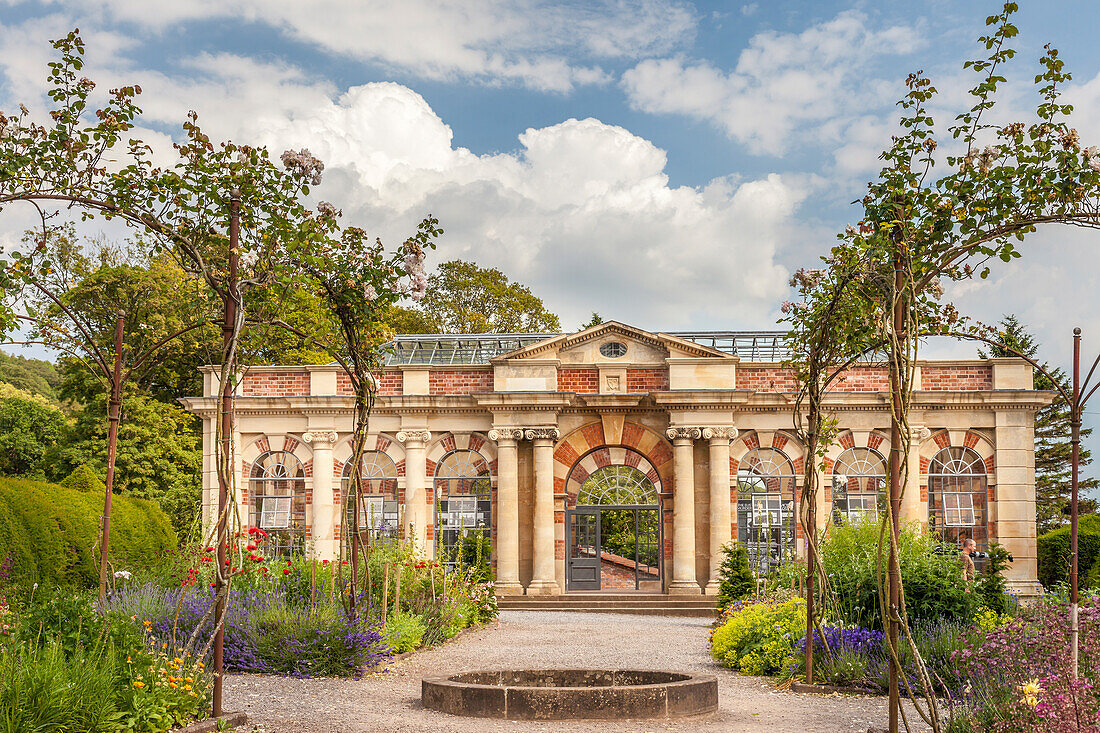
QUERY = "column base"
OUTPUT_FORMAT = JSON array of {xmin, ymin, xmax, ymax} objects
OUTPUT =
[
  {"xmin": 525, "ymin": 579, "xmax": 560, "ymax": 596},
  {"xmin": 668, "ymin": 580, "xmax": 703, "ymax": 595},
  {"xmin": 703, "ymin": 581, "xmax": 720, "ymax": 596},
  {"xmin": 494, "ymin": 581, "xmax": 524, "ymax": 596}
]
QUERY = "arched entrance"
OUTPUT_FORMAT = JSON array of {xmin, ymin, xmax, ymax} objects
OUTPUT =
[{"xmin": 565, "ymin": 453, "xmax": 663, "ymax": 591}]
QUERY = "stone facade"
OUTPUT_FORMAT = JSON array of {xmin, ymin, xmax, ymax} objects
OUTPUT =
[{"xmin": 181, "ymin": 322, "xmax": 1050, "ymax": 597}]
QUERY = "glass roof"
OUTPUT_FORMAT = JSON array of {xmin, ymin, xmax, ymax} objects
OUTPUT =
[{"xmin": 381, "ymin": 331, "xmax": 791, "ymax": 365}]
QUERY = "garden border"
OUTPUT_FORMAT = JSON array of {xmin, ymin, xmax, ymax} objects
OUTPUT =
[{"xmin": 172, "ymin": 711, "xmax": 248, "ymax": 732}]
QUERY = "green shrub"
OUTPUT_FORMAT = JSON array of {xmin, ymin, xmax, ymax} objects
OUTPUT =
[
  {"xmin": 453, "ymin": 530, "xmax": 492, "ymax": 582},
  {"xmin": 1037, "ymin": 514, "xmax": 1100, "ymax": 589},
  {"xmin": 716, "ymin": 542, "xmax": 755, "ymax": 612},
  {"xmin": 0, "ymin": 476, "xmax": 177, "ymax": 594},
  {"xmin": 383, "ymin": 612, "xmax": 426, "ymax": 653},
  {"xmin": 975, "ymin": 543, "xmax": 1014, "ymax": 615},
  {"xmin": 710, "ymin": 597, "xmax": 805, "ymax": 676},
  {"xmin": 60, "ymin": 464, "xmax": 106, "ymax": 493},
  {"xmin": 820, "ymin": 517, "xmax": 981, "ymax": 629}
]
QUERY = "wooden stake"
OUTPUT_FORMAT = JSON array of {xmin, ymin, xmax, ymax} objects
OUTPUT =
[
  {"xmin": 382, "ymin": 562, "xmax": 390, "ymax": 619},
  {"xmin": 395, "ymin": 564, "xmax": 402, "ymax": 616}
]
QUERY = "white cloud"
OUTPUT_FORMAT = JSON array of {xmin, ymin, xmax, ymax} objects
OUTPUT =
[
  {"xmin": 239, "ymin": 84, "xmax": 800, "ymax": 328},
  {"xmin": 621, "ymin": 11, "xmax": 922, "ymax": 155},
  {"xmin": 62, "ymin": 0, "xmax": 695, "ymax": 93}
]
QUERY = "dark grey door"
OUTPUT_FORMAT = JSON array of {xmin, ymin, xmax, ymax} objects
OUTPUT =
[{"xmin": 566, "ymin": 509, "xmax": 600, "ymax": 590}]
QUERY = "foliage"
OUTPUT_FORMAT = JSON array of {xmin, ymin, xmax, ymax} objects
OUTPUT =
[
  {"xmin": 710, "ymin": 597, "xmax": 805, "ymax": 676},
  {"xmin": 400, "ymin": 259, "xmax": 561, "ymax": 334},
  {"xmin": 975, "ymin": 543, "xmax": 1014, "ymax": 615},
  {"xmin": 452, "ymin": 528, "xmax": 493, "ymax": 583},
  {"xmin": 0, "ymin": 350, "xmax": 60, "ymax": 403},
  {"xmin": 580, "ymin": 312, "xmax": 604, "ymax": 330},
  {"xmin": 980, "ymin": 314, "xmax": 1099, "ymax": 532},
  {"xmin": 60, "ymin": 463, "xmax": 106, "ymax": 493},
  {"xmin": 252, "ymin": 602, "xmax": 389, "ymax": 677},
  {"xmin": 383, "ymin": 612, "xmax": 426, "ymax": 653},
  {"xmin": 716, "ymin": 542, "xmax": 756, "ymax": 612},
  {"xmin": 0, "ymin": 476, "xmax": 176, "ymax": 593},
  {"xmin": 0, "ymin": 392, "xmax": 65, "ymax": 477},
  {"xmin": 46, "ymin": 393, "xmax": 202, "ymax": 537},
  {"xmin": 819, "ymin": 517, "xmax": 983, "ymax": 629},
  {"xmin": 1036, "ymin": 513, "xmax": 1100, "ymax": 589},
  {"xmin": 1, "ymin": 593, "xmax": 212, "ymax": 733},
  {"xmin": 949, "ymin": 596, "xmax": 1100, "ymax": 731}
]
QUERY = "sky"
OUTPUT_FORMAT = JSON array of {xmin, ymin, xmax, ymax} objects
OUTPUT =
[{"xmin": 1, "ymin": 0, "xmax": 1100, "ymax": 377}]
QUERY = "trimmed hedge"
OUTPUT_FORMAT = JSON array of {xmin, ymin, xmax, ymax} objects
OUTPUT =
[
  {"xmin": 1037, "ymin": 514, "xmax": 1100, "ymax": 589},
  {"xmin": 0, "ymin": 474, "xmax": 177, "ymax": 590}
]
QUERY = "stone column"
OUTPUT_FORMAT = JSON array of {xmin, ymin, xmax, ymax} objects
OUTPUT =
[
  {"xmin": 303, "ymin": 430, "xmax": 338, "ymax": 561},
  {"xmin": 667, "ymin": 427, "xmax": 702, "ymax": 595},
  {"xmin": 527, "ymin": 428, "xmax": 560, "ymax": 595},
  {"xmin": 489, "ymin": 428, "xmax": 524, "ymax": 595},
  {"xmin": 704, "ymin": 427, "xmax": 736, "ymax": 595},
  {"xmin": 397, "ymin": 430, "xmax": 430, "ymax": 554},
  {"xmin": 901, "ymin": 426, "xmax": 930, "ymax": 525}
]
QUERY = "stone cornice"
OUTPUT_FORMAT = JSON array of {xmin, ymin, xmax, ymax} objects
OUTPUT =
[
  {"xmin": 472, "ymin": 392, "xmax": 575, "ymax": 410},
  {"xmin": 577, "ymin": 394, "xmax": 646, "ymax": 410},
  {"xmin": 651, "ymin": 391, "xmax": 754, "ymax": 409}
]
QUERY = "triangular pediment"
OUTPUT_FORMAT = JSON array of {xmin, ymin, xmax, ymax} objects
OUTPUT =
[{"xmin": 491, "ymin": 321, "xmax": 734, "ymax": 366}]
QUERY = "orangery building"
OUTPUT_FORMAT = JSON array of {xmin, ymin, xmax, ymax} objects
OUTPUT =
[{"xmin": 181, "ymin": 322, "xmax": 1049, "ymax": 597}]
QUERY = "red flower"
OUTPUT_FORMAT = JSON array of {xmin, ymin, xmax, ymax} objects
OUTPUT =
[
  {"xmin": 341, "ymin": 561, "xmax": 349, "ymax": 565},
  {"xmin": 321, "ymin": 560, "xmax": 330, "ymax": 565},
  {"xmin": 204, "ymin": 547, "xmax": 214, "ymax": 553},
  {"xmin": 246, "ymin": 544, "xmax": 256, "ymax": 551},
  {"xmin": 283, "ymin": 569, "xmax": 291, "ymax": 575},
  {"xmin": 210, "ymin": 583, "xmax": 217, "ymax": 587}
]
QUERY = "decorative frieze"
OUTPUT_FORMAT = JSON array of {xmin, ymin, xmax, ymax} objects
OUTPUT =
[
  {"xmin": 666, "ymin": 427, "xmax": 702, "ymax": 441},
  {"xmin": 396, "ymin": 429, "xmax": 431, "ymax": 444},
  {"xmin": 302, "ymin": 430, "xmax": 338, "ymax": 444}
]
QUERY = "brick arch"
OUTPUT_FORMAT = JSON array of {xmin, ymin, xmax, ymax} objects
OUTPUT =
[
  {"xmin": 821, "ymin": 429, "xmax": 891, "ymax": 473},
  {"xmin": 553, "ymin": 420, "xmax": 675, "ymax": 497},
  {"xmin": 729, "ymin": 430, "xmax": 806, "ymax": 479},
  {"xmin": 920, "ymin": 429, "xmax": 995, "ymax": 478},
  {"xmin": 334, "ymin": 433, "xmax": 405, "ymax": 478},
  {"xmin": 426, "ymin": 432, "xmax": 497, "ymax": 479},
  {"xmin": 240, "ymin": 433, "xmax": 314, "ymax": 488}
]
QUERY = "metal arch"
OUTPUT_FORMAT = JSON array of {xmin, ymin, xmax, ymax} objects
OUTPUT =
[
  {"xmin": 928, "ymin": 446, "xmax": 987, "ymax": 476},
  {"xmin": 576, "ymin": 465, "xmax": 659, "ymax": 507}
]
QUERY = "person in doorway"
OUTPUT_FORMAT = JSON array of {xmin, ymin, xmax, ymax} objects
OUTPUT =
[{"xmin": 959, "ymin": 537, "xmax": 977, "ymax": 588}]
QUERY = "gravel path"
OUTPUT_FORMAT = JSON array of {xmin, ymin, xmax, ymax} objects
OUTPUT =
[{"xmin": 225, "ymin": 611, "xmax": 931, "ymax": 732}]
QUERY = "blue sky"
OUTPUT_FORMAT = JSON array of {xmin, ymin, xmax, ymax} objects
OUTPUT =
[{"xmin": 1, "ymin": 0, "xmax": 1099, "ymax": 361}]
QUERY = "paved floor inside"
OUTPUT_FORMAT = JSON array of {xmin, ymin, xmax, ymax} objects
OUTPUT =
[{"xmin": 225, "ymin": 610, "xmax": 932, "ymax": 732}]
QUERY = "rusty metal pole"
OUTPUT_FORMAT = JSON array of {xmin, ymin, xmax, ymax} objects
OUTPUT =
[
  {"xmin": 97, "ymin": 311, "xmax": 125, "ymax": 606},
  {"xmin": 213, "ymin": 190, "xmax": 240, "ymax": 717},
  {"xmin": 887, "ymin": 236, "xmax": 906, "ymax": 733},
  {"xmin": 1071, "ymin": 327, "xmax": 1081, "ymax": 679}
]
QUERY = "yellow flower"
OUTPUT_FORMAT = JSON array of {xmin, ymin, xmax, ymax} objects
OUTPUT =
[
  {"xmin": 184, "ymin": 684, "xmax": 192, "ymax": 691},
  {"xmin": 1019, "ymin": 679, "xmax": 1043, "ymax": 707},
  {"xmin": 169, "ymin": 682, "xmax": 178, "ymax": 688},
  {"xmin": 133, "ymin": 681, "xmax": 145, "ymax": 689}
]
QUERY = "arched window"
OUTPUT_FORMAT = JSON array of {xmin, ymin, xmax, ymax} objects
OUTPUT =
[
  {"xmin": 832, "ymin": 447, "xmax": 887, "ymax": 524},
  {"xmin": 577, "ymin": 465, "xmax": 658, "ymax": 506},
  {"xmin": 341, "ymin": 451, "xmax": 399, "ymax": 543},
  {"xmin": 928, "ymin": 446, "xmax": 988, "ymax": 549},
  {"xmin": 737, "ymin": 446, "xmax": 797, "ymax": 575},
  {"xmin": 250, "ymin": 450, "xmax": 306, "ymax": 557},
  {"xmin": 434, "ymin": 449, "xmax": 492, "ymax": 567}
]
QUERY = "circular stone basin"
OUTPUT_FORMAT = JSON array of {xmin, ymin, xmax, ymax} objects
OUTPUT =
[{"xmin": 421, "ymin": 669, "xmax": 718, "ymax": 720}]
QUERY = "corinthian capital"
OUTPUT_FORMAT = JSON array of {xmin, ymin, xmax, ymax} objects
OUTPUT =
[
  {"xmin": 524, "ymin": 427, "xmax": 560, "ymax": 441},
  {"xmin": 666, "ymin": 427, "xmax": 702, "ymax": 441},
  {"xmin": 702, "ymin": 426, "xmax": 738, "ymax": 441},
  {"xmin": 302, "ymin": 430, "xmax": 338, "ymax": 445},
  {"xmin": 488, "ymin": 428, "xmax": 525, "ymax": 442},
  {"xmin": 396, "ymin": 429, "xmax": 431, "ymax": 444}
]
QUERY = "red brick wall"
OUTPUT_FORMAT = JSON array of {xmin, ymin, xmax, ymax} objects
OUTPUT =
[
  {"xmin": 736, "ymin": 367, "xmax": 797, "ymax": 392},
  {"xmin": 336, "ymin": 370, "xmax": 402, "ymax": 395},
  {"xmin": 626, "ymin": 369, "xmax": 670, "ymax": 392},
  {"xmin": 921, "ymin": 365, "xmax": 993, "ymax": 391},
  {"xmin": 241, "ymin": 371, "xmax": 310, "ymax": 397},
  {"xmin": 557, "ymin": 369, "xmax": 599, "ymax": 393},
  {"xmin": 428, "ymin": 369, "xmax": 493, "ymax": 395},
  {"xmin": 828, "ymin": 367, "xmax": 890, "ymax": 392}
]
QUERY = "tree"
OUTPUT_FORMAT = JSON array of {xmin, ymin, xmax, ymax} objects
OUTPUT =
[
  {"xmin": 581, "ymin": 312, "xmax": 603, "ymax": 330},
  {"xmin": 980, "ymin": 315, "xmax": 1099, "ymax": 531},
  {"xmin": 409, "ymin": 260, "xmax": 560, "ymax": 333},
  {"xmin": 0, "ymin": 351, "xmax": 61, "ymax": 402},
  {"xmin": 0, "ymin": 392, "xmax": 64, "ymax": 477},
  {"xmin": 46, "ymin": 392, "xmax": 202, "ymax": 537},
  {"xmin": 783, "ymin": 5, "xmax": 1100, "ymax": 726}
]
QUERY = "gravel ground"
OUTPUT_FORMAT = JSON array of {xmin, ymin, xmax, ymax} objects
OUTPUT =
[{"xmin": 225, "ymin": 611, "xmax": 932, "ymax": 733}]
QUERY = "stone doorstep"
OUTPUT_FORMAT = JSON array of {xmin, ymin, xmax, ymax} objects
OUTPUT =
[{"xmin": 172, "ymin": 711, "xmax": 248, "ymax": 733}]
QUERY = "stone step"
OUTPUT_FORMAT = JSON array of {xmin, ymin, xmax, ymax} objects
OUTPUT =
[
  {"xmin": 497, "ymin": 594, "xmax": 712, "ymax": 603},
  {"xmin": 497, "ymin": 603, "xmax": 717, "ymax": 611}
]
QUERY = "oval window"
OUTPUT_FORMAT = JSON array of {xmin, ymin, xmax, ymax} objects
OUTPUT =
[{"xmin": 599, "ymin": 341, "xmax": 627, "ymax": 358}]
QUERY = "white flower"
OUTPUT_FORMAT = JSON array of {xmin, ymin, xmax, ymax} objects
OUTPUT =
[
  {"xmin": 1089, "ymin": 156, "xmax": 1100, "ymax": 173},
  {"xmin": 363, "ymin": 284, "xmax": 378, "ymax": 301},
  {"xmin": 114, "ymin": 570, "xmax": 132, "ymax": 580}
]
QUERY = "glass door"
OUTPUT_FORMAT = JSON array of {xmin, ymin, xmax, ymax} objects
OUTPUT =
[{"xmin": 566, "ymin": 509, "xmax": 600, "ymax": 590}]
